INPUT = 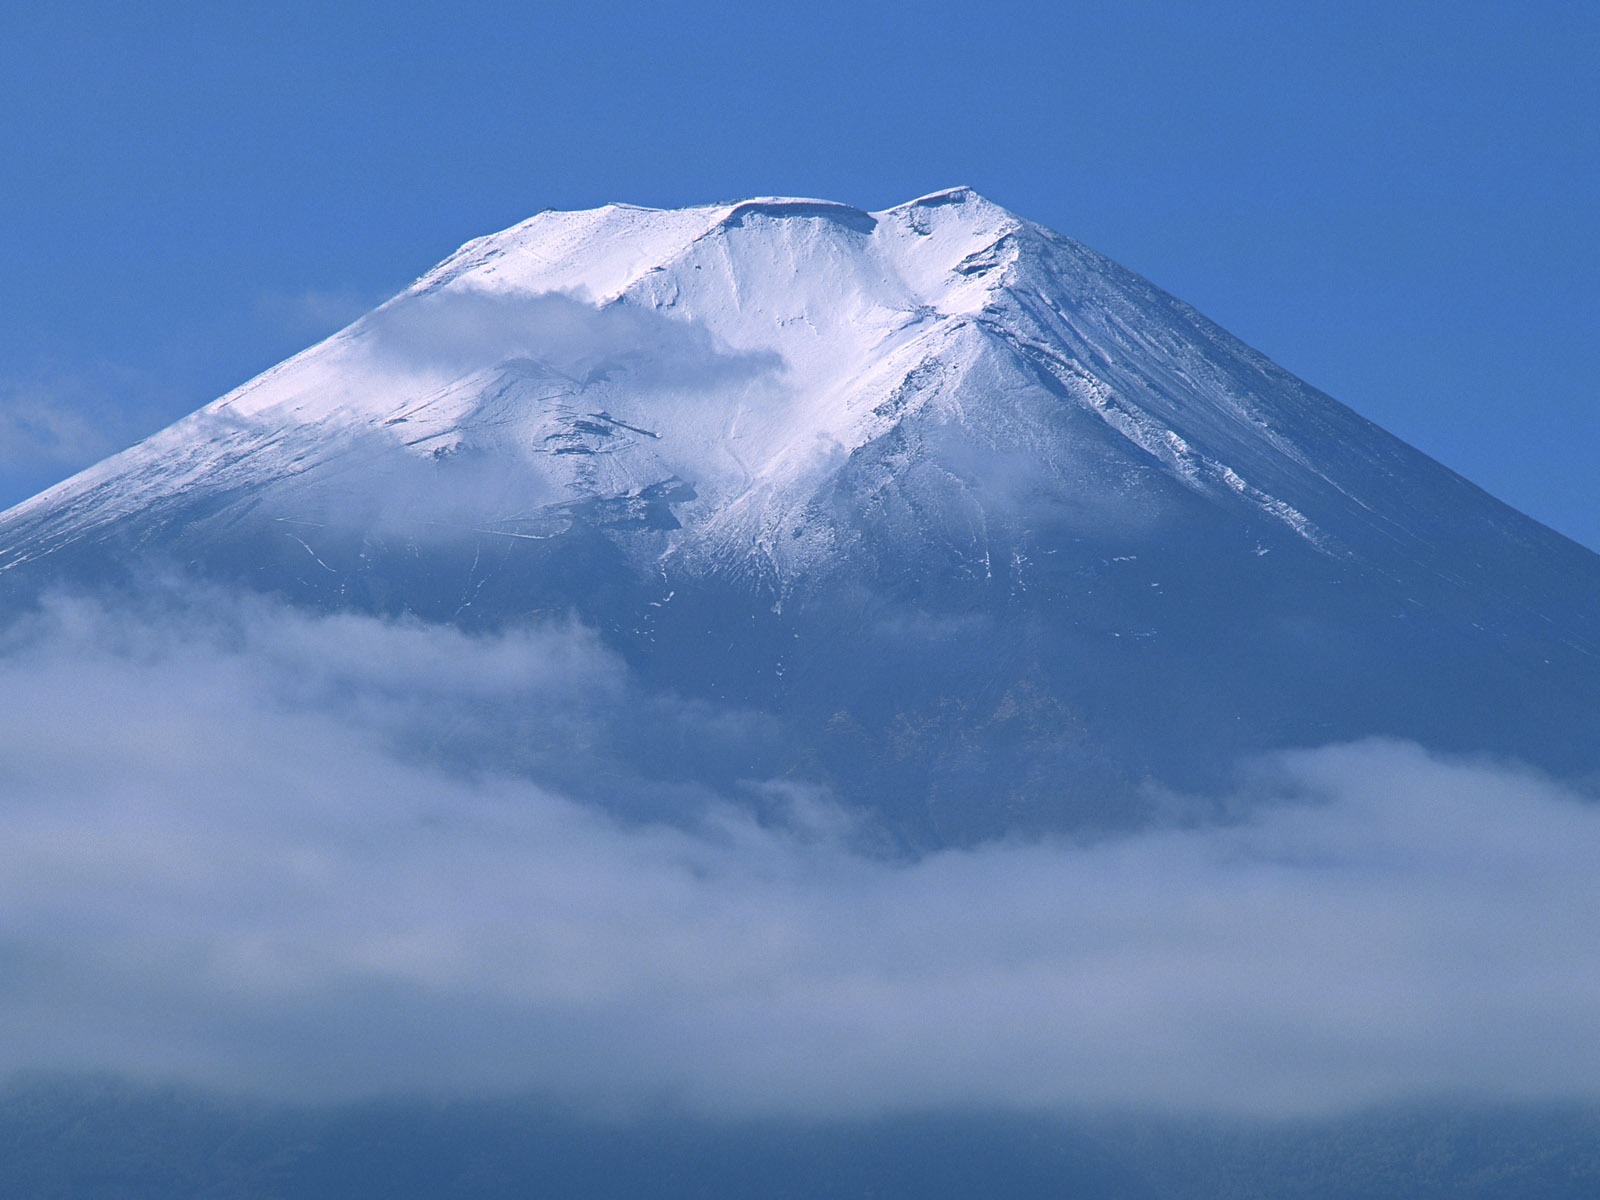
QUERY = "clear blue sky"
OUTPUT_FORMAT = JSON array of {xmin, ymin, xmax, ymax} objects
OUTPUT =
[{"xmin": 3, "ymin": 1, "xmax": 1595, "ymax": 547}]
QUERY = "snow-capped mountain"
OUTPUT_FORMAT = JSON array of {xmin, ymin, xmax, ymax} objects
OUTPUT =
[{"xmin": 3, "ymin": 189, "xmax": 1596, "ymax": 841}]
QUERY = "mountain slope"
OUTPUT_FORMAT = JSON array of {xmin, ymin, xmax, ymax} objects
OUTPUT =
[{"xmin": 3, "ymin": 188, "xmax": 1596, "ymax": 841}]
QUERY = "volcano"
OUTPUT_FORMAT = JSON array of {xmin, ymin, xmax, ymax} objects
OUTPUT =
[{"xmin": 3, "ymin": 188, "xmax": 1596, "ymax": 842}]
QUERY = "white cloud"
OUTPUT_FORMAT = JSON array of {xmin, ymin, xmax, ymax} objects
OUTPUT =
[
  {"xmin": 361, "ymin": 287, "xmax": 782, "ymax": 386},
  {"xmin": 2, "ymin": 590, "xmax": 1599, "ymax": 1119},
  {"xmin": 256, "ymin": 288, "xmax": 381, "ymax": 340},
  {"xmin": 0, "ymin": 367, "xmax": 169, "ymax": 509},
  {"xmin": 0, "ymin": 378, "xmax": 129, "ymax": 474}
]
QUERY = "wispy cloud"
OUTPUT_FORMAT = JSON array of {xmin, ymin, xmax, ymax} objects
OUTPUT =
[
  {"xmin": 2, "ymin": 588, "xmax": 1598, "ymax": 1118},
  {"xmin": 256, "ymin": 288, "xmax": 381, "ymax": 340},
  {"xmin": 0, "ymin": 376, "xmax": 132, "ymax": 473},
  {"xmin": 362, "ymin": 287, "xmax": 783, "ymax": 386},
  {"xmin": 0, "ymin": 367, "xmax": 167, "ymax": 509}
]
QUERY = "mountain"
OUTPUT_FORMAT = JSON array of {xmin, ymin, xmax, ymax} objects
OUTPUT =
[{"xmin": 3, "ymin": 188, "xmax": 1596, "ymax": 842}]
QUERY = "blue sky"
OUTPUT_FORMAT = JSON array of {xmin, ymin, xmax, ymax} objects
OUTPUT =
[{"xmin": 2, "ymin": 1, "xmax": 1595, "ymax": 547}]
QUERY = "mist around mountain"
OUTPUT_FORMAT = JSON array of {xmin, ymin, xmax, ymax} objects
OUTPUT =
[{"xmin": 2, "ymin": 191, "xmax": 1598, "ymax": 1196}]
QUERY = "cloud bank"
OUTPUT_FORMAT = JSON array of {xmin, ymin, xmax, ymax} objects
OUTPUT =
[{"xmin": 2, "ymin": 590, "xmax": 1598, "ymax": 1119}]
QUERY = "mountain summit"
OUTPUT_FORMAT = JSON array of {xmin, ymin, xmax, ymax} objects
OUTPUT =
[{"xmin": 3, "ymin": 190, "xmax": 1596, "ymax": 841}]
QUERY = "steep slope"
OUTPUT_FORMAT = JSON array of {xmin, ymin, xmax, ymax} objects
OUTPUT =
[{"xmin": 2, "ymin": 189, "xmax": 1596, "ymax": 841}]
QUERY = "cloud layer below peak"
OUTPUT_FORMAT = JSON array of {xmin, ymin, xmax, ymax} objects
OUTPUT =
[{"xmin": 2, "ymin": 590, "xmax": 1598, "ymax": 1119}]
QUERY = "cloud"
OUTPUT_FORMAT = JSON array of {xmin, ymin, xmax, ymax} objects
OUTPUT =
[
  {"xmin": 0, "ymin": 372, "xmax": 142, "ymax": 477},
  {"xmin": 0, "ymin": 396, "xmax": 109, "ymax": 472},
  {"xmin": 217, "ymin": 286, "xmax": 789, "ymax": 544},
  {"xmin": 2, "ymin": 589, "xmax": 1600, "ymax": 1119},
  {"xmin": 0, "ymin": 366, "xmax": 178, "ymax": 511},
  {"xmin": 361, "ymin": 287, "xmax": 782, "ymax": 387},
  {"xmin": 257, "ymin": 288, "xmax": 381, "ymax": 339}
]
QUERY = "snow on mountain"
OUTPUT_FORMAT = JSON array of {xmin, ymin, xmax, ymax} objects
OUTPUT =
[
  {"xmin": 2, "ymin": 189, "xmax": 1597, "ymax": 841},
  {"xmin": 0, "ymin": 190, "xmax": 1338, "ymax": 573}
]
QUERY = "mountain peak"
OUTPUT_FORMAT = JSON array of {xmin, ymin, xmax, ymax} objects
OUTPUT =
[
  {"xmin": 890, "ymin": 185, "xmax": 1012, "ymax": 217},
  {"xmin": 903, "ymin": 184, "xmax": 980, "ymax": 205},
  {"xmin": 3, "ymin": 191, "xmax": 1598, "ymax": 835},
  {"xmin": 0, "ymin": 191, "xmax": 1576, "ymax": 588}
]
